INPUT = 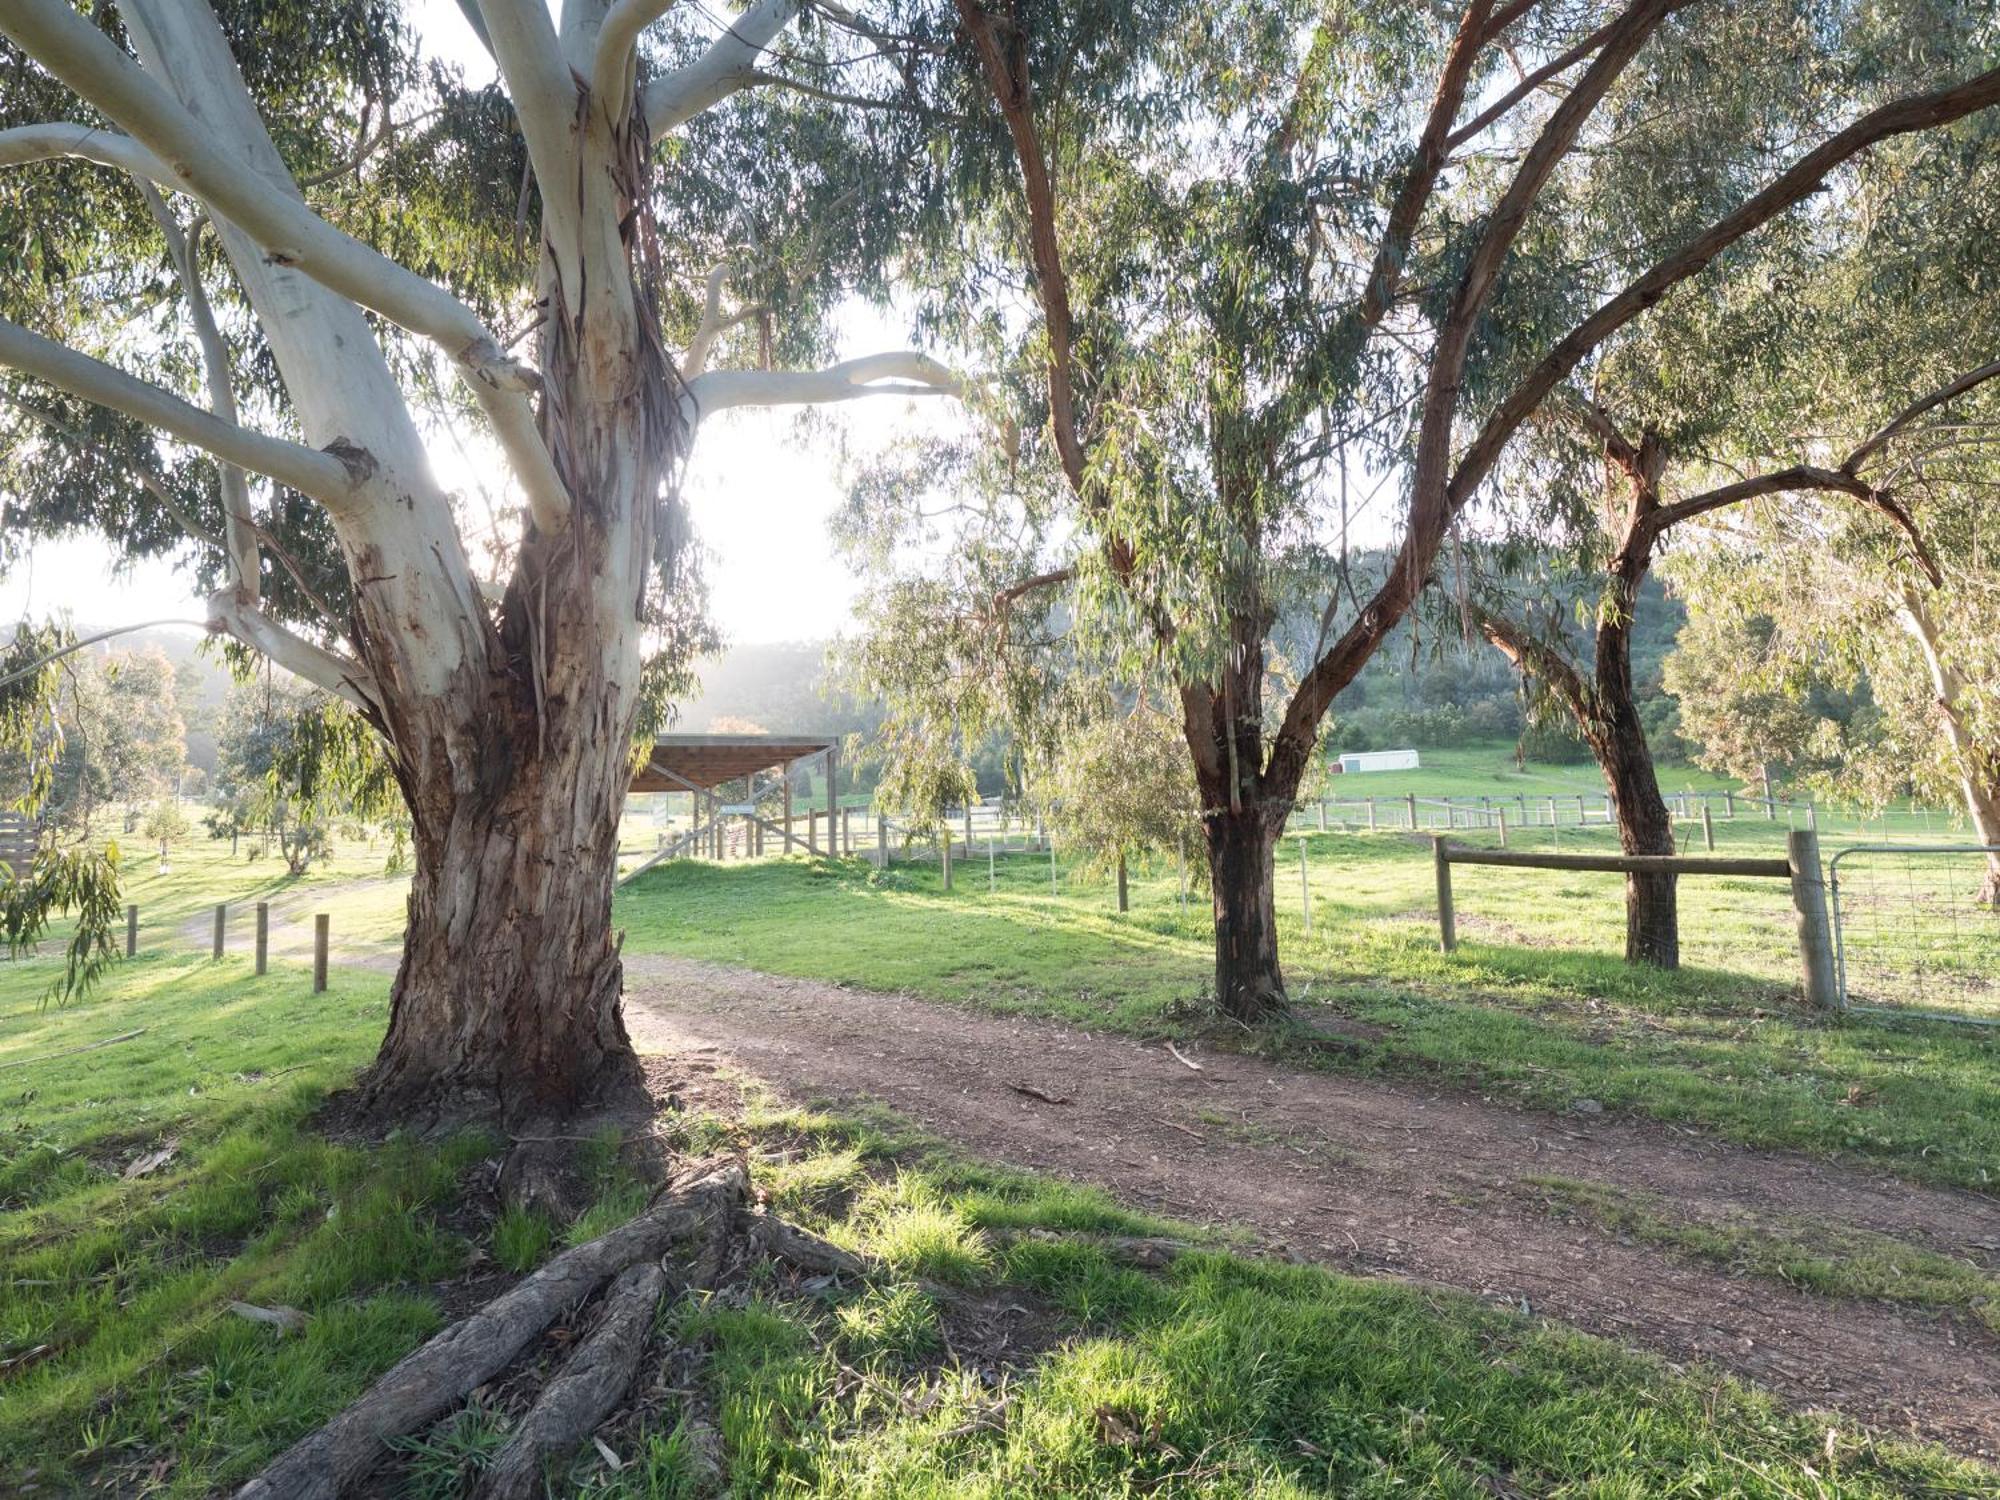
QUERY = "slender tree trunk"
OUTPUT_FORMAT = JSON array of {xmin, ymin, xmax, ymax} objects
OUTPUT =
[
  {"xmin": 1595, "ymin": 543, "xmax": 1679, "ymax": 967},
  {"xmin": 1593, "ymin": 711, "xmax": 1679, "ymax": 967},
  {"xmin": 1182, "ymin": 623, "xmax": 1294, "ymax": 1022},
  {"xmin": 1898, "ymin": 591, "xmax": 2000, "ymax": 905},
  {"xmin": 1204, "ymin": 803, "xmax": 1286, "ymax": 1018}
]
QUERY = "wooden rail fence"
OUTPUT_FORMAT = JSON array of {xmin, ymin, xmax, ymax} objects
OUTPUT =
[{"xmin": 1431, "ymin": 830, "xmax": 1839, "ymax": 1009}]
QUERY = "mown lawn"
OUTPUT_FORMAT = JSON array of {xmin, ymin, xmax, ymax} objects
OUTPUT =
[{"xmin": 2, "ymin": 956, "xmax": 1995, "ymax": 1497}]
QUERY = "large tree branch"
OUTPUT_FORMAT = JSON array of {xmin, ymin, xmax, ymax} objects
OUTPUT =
[
  {"xmin": 1449, "ymin": 63, "xmax": 2000, "ymax": 514},
  {"xmin": 1844, "ymin": 356, "xmax": 2000, "ymax": 477},
  {"xmin": 473, "ymin": 0, "xmax": 581, "ymax": 184},
  {"xmin": 1472, "ymin": 604, "xmax": 1597, "ymax": 727},
  {"xmin": 1650, "ymin": 463, "xmax": 1868, "ymax": 529},
  {"xmin": 1653, "ymin": 464, "xmax": 1942, "ymax": 586},
  {"xmin": 1352, "ymin": 0, "xmax": 1497, "ymax": 335},
  {"xmin": 205, "ymin": 588, "xmax": 377, "ymax": 713},
  {"xmin": 991, "ymin": 566, "xmax": 1073, "ymax": 613},
  {"xmin": 1, "ymin": 0, "xmax": 571, "ymax": 535},
  {"xmin": 954, "ymin": 0, "xmax": 1087, "ymax": 497},
  {"xmin": 641, "ymin": 0, "xmax": 801, "ymax": 138},
  {"xmin": 0, "ymin": 318, "xmax": 357, "ymax": 504},
  {"xmin": 0, "ymin": 121, "xmax": 172, "ymax": 180},
  {"xmin": 683, "ymin": 351, "xmax": 961, "ymax": 416},
  {"xmin": 593, "ymin": 0, "xmax": 680, "ymax": 118}
]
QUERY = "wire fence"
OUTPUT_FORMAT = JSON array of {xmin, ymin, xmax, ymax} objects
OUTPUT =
[{"xmin": 1828, "ymin": 845, "xmax": 2000, "ymax": 1022}]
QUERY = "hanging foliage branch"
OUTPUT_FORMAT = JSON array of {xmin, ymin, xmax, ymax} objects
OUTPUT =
[{"xmin": 0, "ymin": 620, "xmax": 125, "ymax": 1005}]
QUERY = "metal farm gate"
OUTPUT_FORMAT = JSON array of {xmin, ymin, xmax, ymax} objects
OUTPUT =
[{"xmin": 1828, "ymin": 844, "xmax": 2000, "ymax": 1023}]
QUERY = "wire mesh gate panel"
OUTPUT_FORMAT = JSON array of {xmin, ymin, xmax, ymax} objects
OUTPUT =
[{"xmin": 1828, "ymin": 845, "xmax": 2000, "ymax": 1021}]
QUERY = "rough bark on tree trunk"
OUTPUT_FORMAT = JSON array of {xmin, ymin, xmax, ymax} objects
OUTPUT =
[
  {"xmin": 1597, "ymin": 716, "xmax": 1680, "ymax": 968},
  {"xmin": 1204, "ymin": 805, "xmax": 1286, "ymax": 1020},
  {"xmin": 363, "ymin": 732, "xmax": 642, "ymax": 1129}
]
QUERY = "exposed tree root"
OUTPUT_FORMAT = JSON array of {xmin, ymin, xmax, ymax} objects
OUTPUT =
[
  {"xmin": 234, "ymin": 1143, "xmax": 1092, "ymax": 1500},
  {"xmin": 471, "ymin": 1259, "xmax": 670, "ymax": 1500},
  {"xmin": 235, "ymin": 1160, "xmax": 746, "ymax": 1500}
]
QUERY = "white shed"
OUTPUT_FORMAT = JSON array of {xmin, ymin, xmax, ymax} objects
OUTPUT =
[{"xmin": 1337, "ymin": 749, "xmax": 1420, "ymax": 774}]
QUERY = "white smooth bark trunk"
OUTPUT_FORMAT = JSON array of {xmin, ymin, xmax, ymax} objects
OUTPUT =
[{"xmin": 1898, "ymin": 588, "xmax": 2000, "ymax": 900}]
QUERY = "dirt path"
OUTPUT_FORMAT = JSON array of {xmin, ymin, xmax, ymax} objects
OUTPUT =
[{"xmin": 621, "ymin": 954, "xmax": 2000, "ymax": 1460}]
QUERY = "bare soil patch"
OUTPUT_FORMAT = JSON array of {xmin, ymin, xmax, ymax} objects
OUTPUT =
[{"xmin": 622, "ymin": 954, "xmax": 2000, "ymax": 1460}]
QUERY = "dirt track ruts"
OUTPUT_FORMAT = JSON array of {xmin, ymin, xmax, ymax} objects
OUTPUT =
[{"xmin": 621, "ymin": 953, "xmax": 2000, "ymax": 1460}]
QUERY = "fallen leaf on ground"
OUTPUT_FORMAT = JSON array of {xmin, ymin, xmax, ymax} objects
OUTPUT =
[
  {"xmin": 228, "ymin": 1302, "xmax": 309, "ymax": 1335},
  {"xmin": 123, "ymin": 1139, "xmax": 180, "ymax": 1179}
]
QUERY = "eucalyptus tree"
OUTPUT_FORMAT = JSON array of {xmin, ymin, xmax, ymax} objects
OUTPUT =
[
  {"xmin": 0, "ymin": 0, "xmax": 961, "ymax": 1130},
  {"xmin": 1661, "ymin": 305, "xmax": 2000, "ymax": 902},
  {"xmin": 0, "ymin": 643, "xmax": 187, "ymax": 832},
  {"xmin": 1478, "ymin": 86, "xmax": 2000, "ymax": 945},
  {"xmin": 1471, "ymin": 379, "xmax": 1952, "ymax": 966},
  {"xmin": 1670, "ymin": 479, "xmax": 2000, "ymax": 907},
  {"xmin": 847, "ymin": 0, "xmax": 2000, "ymax": 1016}
]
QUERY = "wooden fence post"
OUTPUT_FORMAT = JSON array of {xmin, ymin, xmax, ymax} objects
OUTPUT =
[
  {"xmin": 826, "ymin": 747, "xmax": 839, "ymax": 858},
  {"xmin": 212, "ymin": 903, "xmax": 226, "ymax": 961},
  {"xmin": 1725, "ymin": 790, "xmax": 1736, "ymax": 819},
  {"xmin": 313, "ymin": 915, "xmax": 329, "ymax": 994},
  {"xmin": 940, "ymin": 830, "xmax": 952, "ymax": 891},
  {"xmin": 782, "ymin": 780, "xmax": 796, "ymax": 853},
  {"xmin": 1317, "ymin": 800, "xmax": 1328, "ymax": 832},
  {"xmin": 1496, "ymin": 809, "xmax": 1507, "ymax": 848},
  {"xmin": 1433, "ymin": 837, "xmax": 1456, "ymax": 953},
  {"xmin": 963, "ymin": 802, "xmax": 974, "ymax": 852},
  {"xmin": 1298, "ymin": 838, "xmax": 1311, "ymax": 935},
  {"xmin": 1367, "ymin": 797, "xmax": 1377, "ymax": 831},
  {"xmin": 1787, "ymin": 830, "xmax": 1839, "ymax": 1011},
  {"xmin": 1116, "ymin": 852, "xmax": 1129, "ymax": 913},
  {"xmin": 1405, "ymin": 793, "xmax": 1417, "ymax": 830},
  {"xmin": 254, "ymin": 902, "xmax": 269, "ymax": 976},
  {"xmin": 125, "ymin": 904, "xmax": 138, "ymax": 958},
  {"xmin": 1700, "ymin": 803, "xmax": 1715, "ymax": 852},
  {"xmin": 877, "ymin": 814, "xmax": 890, "ymax": 865}
]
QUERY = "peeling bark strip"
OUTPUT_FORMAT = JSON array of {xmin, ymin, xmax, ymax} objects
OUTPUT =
[{"xmin": 234, "ymin": 1163, "xmax": 746, "ymax": 1500}]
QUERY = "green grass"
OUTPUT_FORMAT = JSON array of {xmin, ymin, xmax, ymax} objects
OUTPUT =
[
  {"xmin": 599, "ymin": 1093, "xmax": 1995, "ymax": 1500},
  {"xmin": 614, "ymin": 836, "xmax": 2000, "ymax": 1191},
  {"xmin": 1526, "ymin": 1176, "xmax": 2000, "ymax": 1336},
  {"xmin": 0, "ymin": 955, "xmax": 487, "ymax": 1496},
  {"xmin": 2, "ymin": 959, "xmax": 1994, "ymax": 1495}
]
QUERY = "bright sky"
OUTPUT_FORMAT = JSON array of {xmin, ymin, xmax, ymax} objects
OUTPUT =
[{"xmin": 0, "ymin": 1, "xmax": 948, "ymax": 649}]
